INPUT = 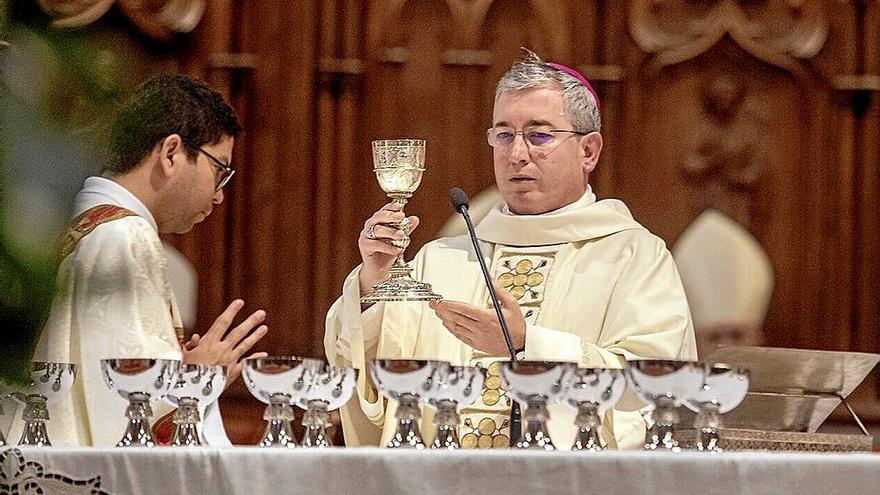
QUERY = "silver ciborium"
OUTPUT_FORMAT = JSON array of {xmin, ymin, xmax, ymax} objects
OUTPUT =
[
  {"xmin": 101, "ymin": 358, "xmax": 178, "ymax": 447},
  {"xmin": 291, "ymin": 359, "xmax": 357, "ymax": 448},
  {"xmin": 500, "ymin": 361, "xmax": 575, "ymax": 450},
  {"xmin": 360, "ymin": 139, "xmax": 442, "ymax": 303},
  {"xmin": 370, "ymin": 359, "xmax": 446, "ymax": 448},
  {"xmin": 625, "ymin": 360, "xmax": 703, "ymax": 451},
  {"xmin": 425, "ymin": 365, "xmax": 485, "ymax": 449},
  {"xmin": 684, "ymin": 363, "xmax": 749, "ymax": 452},
  {"xmin": 10, "ymin": 362, "xmax": 76, "ymax": 446},
  {"xmin": 243, "ymin": 356, "xmax": 303, "ymax": 448},
  {"xmin": 163, "ymin": 364, "xmax": 226, "ymax": 447},
  {"xmin": 562, "ymin": 368, "xmax": 626, "ymax": 452}
]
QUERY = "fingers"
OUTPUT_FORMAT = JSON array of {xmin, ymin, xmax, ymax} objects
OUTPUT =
[
  {"xmin": 436, "ymin": 313, "xmax": 473, "ymax": 340},
  {"xmin": 366, "ymin": 224, "xmax": 404, "ymax": 242},
  {"xmin": 430, "ymin": 300, "xmax": 482, "ymax": 341},
  {"xmin": 361, "ymin": 238, "xmax": 402, "ymax": 256},
  {"xmin": 380, "ymin": 201, "xmax": 402, "ymax": 212},
  {"xmin": 223, "ymin": 309, "xmax": 267, "ymax": 345},
  {"xmin": 404, "ymin": 216, "xmax": 420, "ymax": 234},
  {"xmin": 204, "ymin": 299, "xmax": 245, "ymax": 341},
  {"xmin": 361, "ymin": 218, "xmax": 420, "ymax": 242},
  {"xmin": 439, "ymin": 308, "xmax": 478, "ymax": 332},
  {"xmin": 183, "ymin": 334, "xmax": 200, "ymax": 351},
  {"xmin": 231, "ymin": 325, "xmax": 269, "ymax": 361},
  {"xmin": 431, "ymin": 299, "xmax": 483, "ymax": 321},
  {"xmin": 365, "ymin": 207, "xmax": 405, "ymax": 231},
  {"xmin": 361, "ymin": 202, "xmax": 421, "ymax": 241},
  {"xmin": 491, "ymin": 280, "xmax": 518, "ymax": 307},
  {"xmin": 446, "ymin": 322, "xmax": 476, "ymax": 347}
]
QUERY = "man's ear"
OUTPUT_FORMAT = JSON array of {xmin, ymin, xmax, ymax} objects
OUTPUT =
[
  {"xmin": 581, "ymin": 132, "xmax": 603, "ymax": 174},
  {"xmin": 158, "ymin": 134, "xmax": 185, "ymax": 178}
]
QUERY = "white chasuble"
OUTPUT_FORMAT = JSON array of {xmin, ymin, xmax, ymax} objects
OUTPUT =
[
  {"xmin": 325, "ymin": 191, "xmax": 697, "ymax": 449},
  {"xmin": 11, "ymin": 209, "xmax": 182, "ymax": 446},
  {"xmin": 5, "ymin": 178, "xmax": 230, "ymax": 447}
]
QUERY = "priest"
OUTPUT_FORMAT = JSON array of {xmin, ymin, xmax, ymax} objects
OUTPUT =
[
  {"xmin": 8, "ymin": 74, "xmax": 269, "ymax": 446},
  {"xmin": 325, "ymin": 50, "xmax": 696, "ymax": 449}
]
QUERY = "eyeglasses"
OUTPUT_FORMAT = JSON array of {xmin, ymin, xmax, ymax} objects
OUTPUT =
[
  {"xmin": 486, "ymin": 126, "xmax": 587, "ymax": 151},
  {"xmin": 184, "ymin": 140, "xmax": 236, "ymax": 191}
]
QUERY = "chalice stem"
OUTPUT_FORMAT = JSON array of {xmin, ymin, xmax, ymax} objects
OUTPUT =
[
  {"xmin": 389, "ymin": 201, "xmax": 413, "ymax": 272},
  {"xmin": 361, "ymin": 138, "xmax": 441, "ymax": 303}
]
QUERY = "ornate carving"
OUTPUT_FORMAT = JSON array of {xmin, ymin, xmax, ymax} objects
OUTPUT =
[
  {"xmin": 35, "ymin": 0, "xmax": 116, "ymax": 28},
  {"xmin": 116, "ymin": 0, "xmax": 206, "ymax": 42},
  {"xmin": 680, "ymin": 73, "xmax": 769, "ymax": 226},
  {"xmin": 629, "ymin": 0, "xmax": 828, "ymax": 74},
  {"xmin": 35, "ymin": 0, "xmax": 206, "ymax": 42},
  {"xmin": 0, "ymin": 448, "xmax": 109, "ymax": 494}
]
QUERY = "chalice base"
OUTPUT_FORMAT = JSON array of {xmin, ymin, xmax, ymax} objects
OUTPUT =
[
  {"xmin": 172, "ymin": 424, "xmax": 201, "ymax": 447},
  {"xmin": 19, "ymin": 421, "xmax": 51, "ymax": 447},
  {"xmin": 695, "ymin": 406, "xmax": 723, "ymax": 453},
  {"xmin": 572, "ymin": 403, "xmax": 603, "ymax": 452},
  {"xmin": 697, "ymin": 426, "xmax": 722, "ymax": 453},
  {"xmin": 516, "ymin": 425, "xmax": 555, "ymax": 450},
  {"xmin": 172, "ymin": 399, "xmax": 202, "ymax": 447},
  {"xmin": 360, "ymin": 263, "xmax": 442, "ymax": 303},
  {"xmin": 645, "ymin": 424, "xmax": 680, "ymax": 452},
  {"xmin": 572, "ymin": 427, "xmax": 602, "ymax": 452},
  {"xmin": 431, "ymin": 425, "xmax": 460, "ymax": 450},
  {"xmin": 19, "ymin": 398, "xmax": 52, "ymax": 447},
  {"xmin": 259, "ymin": 420, "xmax": 297, "ymax": 448},
  {"xmin": 117, "ymin": 419, "xmax": 155, "ymax": 447},
  {"xmin": 302, "ymin": 401, "xmax": 332, "ymax": 448},
  {"xmin": 302, "ymin": 426, "xmax": 331, "ymax": 448},
  {"xmin": 387, "ymin": 419, "xmax": 425, "ymax": 449}
]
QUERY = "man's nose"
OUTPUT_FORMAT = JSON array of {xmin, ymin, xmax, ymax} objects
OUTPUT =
[
  {"xmin": 509, "ymin": 133, "xmax": 531, "ymax": 164},
  {"xmin": 213, "ymin": 188, "xmax": 224, "ymax": 205}
]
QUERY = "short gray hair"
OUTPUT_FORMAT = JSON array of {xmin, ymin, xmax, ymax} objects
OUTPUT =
[{"xmin": 495, "ymin": 49, "xmax": 600, "ymax": 133}]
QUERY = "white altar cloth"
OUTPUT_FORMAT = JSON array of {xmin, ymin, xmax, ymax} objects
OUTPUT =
[{"xmin": 5, "ymin": 447, "xmax": 879, "ymax": 495}]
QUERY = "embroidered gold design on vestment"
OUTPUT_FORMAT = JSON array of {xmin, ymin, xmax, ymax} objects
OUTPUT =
[{"xmin": 461, "ymin": 247, "xmax": 559, "ymax": 449}]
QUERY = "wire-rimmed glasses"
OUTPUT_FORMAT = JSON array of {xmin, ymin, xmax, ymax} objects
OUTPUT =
[
  {"xmin": 184, "ymin": 140, "xmax": 236, "ymax": 191},
  {"xmin": 486, "ymin": 126, "xmax": 587, "ymax": 154}
]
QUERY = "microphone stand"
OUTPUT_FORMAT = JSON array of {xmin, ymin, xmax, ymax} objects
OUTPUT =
[{"xmin": 452, "ymin": 190, "xmax": 522, "ymax": 446}]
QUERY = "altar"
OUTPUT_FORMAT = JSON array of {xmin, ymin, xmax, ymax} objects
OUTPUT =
[{"xmin": 4, "ymin": 447, "xmax": 879, "ymax": 495}]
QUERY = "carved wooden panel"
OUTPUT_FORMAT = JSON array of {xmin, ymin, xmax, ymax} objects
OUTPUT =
[
  {"xmin": 618, "ymin": 1, "xmax": 862, "ymax": 355},
  {"xmin": 35, "ymin": 0, "xmax": 206, "ymax": 40}
]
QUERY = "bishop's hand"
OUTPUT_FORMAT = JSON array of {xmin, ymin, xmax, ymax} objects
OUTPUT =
[
  {"xmin": 357, "ymin": 201, "xmax": 421, "ymax": 296},
  {"xmin": 429, "ymin": 282, "xmax": 526, "ymax": 356}
]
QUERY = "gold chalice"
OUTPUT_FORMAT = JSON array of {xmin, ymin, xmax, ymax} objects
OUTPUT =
[{"xmin": 361, "ymin": 139, "xmax": 442, "ymax": 303}]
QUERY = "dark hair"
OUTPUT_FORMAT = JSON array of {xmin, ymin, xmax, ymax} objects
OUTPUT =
[{"xmin": 107, "ymin": 74, "xmax": 241, "ymax": 174}]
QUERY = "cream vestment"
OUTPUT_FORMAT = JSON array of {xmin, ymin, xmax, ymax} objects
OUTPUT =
[
  {"xmin": 326, "ymin": 190, "xmax": 697, "ymax": 449},
  {"xmin": 7, "ymin": 177, "xmax": 228, "ymax": 446}
]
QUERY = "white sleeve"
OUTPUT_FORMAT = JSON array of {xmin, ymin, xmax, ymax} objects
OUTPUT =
[{"xmin": 324, "ymin": 265, "xmax": 386, "ymax": 445}]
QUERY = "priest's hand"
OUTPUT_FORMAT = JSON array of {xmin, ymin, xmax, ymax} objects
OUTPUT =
[
  {"xmin": 358, "ymin": 202, "xmax": 421, "ymax": 296},
  {"xmin": 182, "ymin": 299, "xmax": 269, "ymax": 385},
  {"xmin": 428, "ymin": 283, "xmax": 526, "ymax": 356}
]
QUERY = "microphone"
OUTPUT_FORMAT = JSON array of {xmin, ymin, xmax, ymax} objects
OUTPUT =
[{"xmin": 449, "ymin": 187, "xmax": 522, "ymax": 444}]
